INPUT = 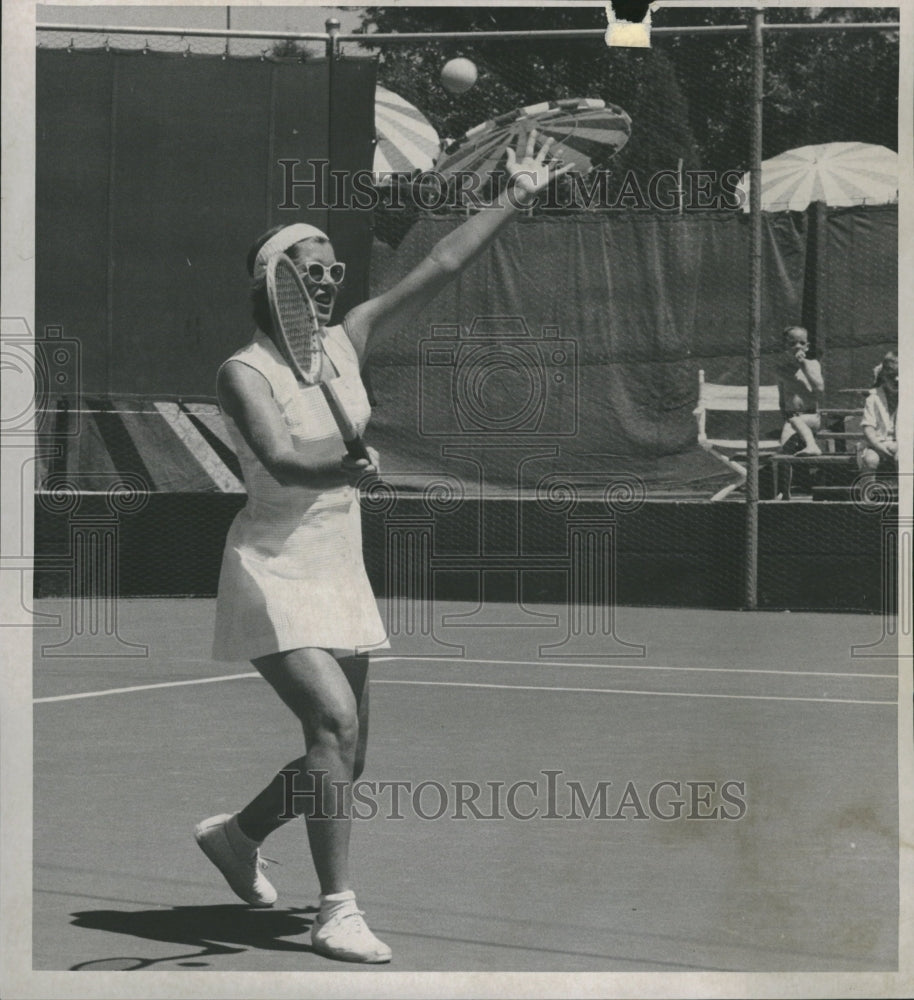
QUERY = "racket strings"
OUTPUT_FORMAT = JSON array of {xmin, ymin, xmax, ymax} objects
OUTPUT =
[
  {"xmin": 266, "ymin": 253, "xmax": 369, "ymax": 461},
  {"xmin": 273, "ymin": 264, "xmax": 321, "ymax": 383}
]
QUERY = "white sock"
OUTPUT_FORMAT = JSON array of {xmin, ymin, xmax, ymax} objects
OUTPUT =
[
  {"xmin": 226, "ymin": 813, "xmax": 262, "ymax": 852},
  {"xmin": 319, "ymin": 889, "xmax": 357, "ymax": 921}
]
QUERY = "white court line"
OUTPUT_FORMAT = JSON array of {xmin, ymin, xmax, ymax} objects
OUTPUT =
[
  {"xmin": 373, "ymin": 679, "xmax": 896, "ymax": 706},
  {"xmin": 34, "ymin": 672, "xmax": 258, "ymax": 703},
  {"xmin": 33, "ymin": 670, "xmax": 894, "ymax": 707},
  {"xmin": 373, "ymin": 654, "xmax": 897, "ymax": 681}
]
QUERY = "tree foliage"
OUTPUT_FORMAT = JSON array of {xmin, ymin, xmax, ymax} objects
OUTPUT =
[
  {"xmin": 268, "ymin": 38, "xmax": 315, "ymax": 60},
  {"xmin": 356, "ymin": 6, "xmax": 700, "ymax": 179},
  {"xmin": 661, "ymin": 6, "xmax": 898, "ymax": 169},
  {"xmin": 356, "ymin": 6, "xmax": 898, "ymax": 175}
]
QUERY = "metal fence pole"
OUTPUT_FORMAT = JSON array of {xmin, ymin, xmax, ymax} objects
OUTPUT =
[
  {"xmin": 746, "ymin": 7, "xmax": 765, "ymax": 609},
  {"xmin": 326, "ymin": 18, "xmax": 340, "ymax": 240}
]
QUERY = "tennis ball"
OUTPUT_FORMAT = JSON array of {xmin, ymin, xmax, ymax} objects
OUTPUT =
[{"xmin": 441, "ymin": 58, "xmax": 478, "ymax": 95}]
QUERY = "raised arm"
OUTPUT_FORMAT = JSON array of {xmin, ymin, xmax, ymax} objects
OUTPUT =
[
  {"xmin": 800, "ymin": 357, "xmax": 824, "ymax": 395},
  {"xmin": 343, "ymin": 131, "xmax": 574, "ymax": 364}
]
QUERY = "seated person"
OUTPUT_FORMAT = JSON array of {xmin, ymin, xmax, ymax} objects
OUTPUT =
[
  {"xmin": 775, "ymin": 325, "xmax": 824, "ymax": 456},
  {"xmin": 858, "ymin": 351, "xmax": 899, "ymax": 473}
]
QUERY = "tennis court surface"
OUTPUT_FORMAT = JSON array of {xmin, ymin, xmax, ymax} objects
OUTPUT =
[{"xmin": 32, "ymin": 597, "xmax": 898, "ymax": 972}]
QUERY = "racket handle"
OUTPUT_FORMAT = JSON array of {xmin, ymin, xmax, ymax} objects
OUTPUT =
[
  {"xmin": 320, "ymin": 382, "xmax": 373, "ymax": 464},
  {"xmin": 344, "ymin": 435, "xmax": 372, "ymax": 464}
]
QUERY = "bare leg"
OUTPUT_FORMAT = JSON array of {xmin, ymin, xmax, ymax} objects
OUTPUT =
[
  {"xmin": 789, "ymin": 414, "xmax": 821, "ymax": 455},
  {"xmin": 237, "ymin": 655, "xmax": 370, "ymax": 840},
  {"xmin": 236, "ymin": 649, "xmax": 370, "ymax": 895}
]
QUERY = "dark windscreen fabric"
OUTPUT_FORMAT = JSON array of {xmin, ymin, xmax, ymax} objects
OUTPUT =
[
  {"xmin": 816, "ymin": 205, "xmax": 898, "ymax": 401},
  {"xmin": 365, "ymin": 211, "xmax": 810, "ymax": 492},
  {"xmin": 365, "ymin": 207, "xmax": 894, "ymax": 492},
  {"xmin": 108, "ymin": 54, "xmax": 276, "ymax": 397},
  {"xmin": 327, "ymin": 57, "xmax": 378, "ymax": 314},
  {"xmin": 36, "ymin": 50, "xmax": 375, "ymax": 398},
  {"xmin": 36, "ymin": 48, "xmax": 896, "ymax": 494},
  {"xmin": 36, "ymin": 50, "xmax": 114, "ymax": 391}
]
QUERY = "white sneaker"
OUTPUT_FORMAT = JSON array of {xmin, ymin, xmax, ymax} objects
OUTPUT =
[
  {"xmin": 193, "ymin": 813, "xmax": 277, "ymax": 907},
  {"xmin": 311, "ymin": 903, "xmax": 392, "ymax": 963}
]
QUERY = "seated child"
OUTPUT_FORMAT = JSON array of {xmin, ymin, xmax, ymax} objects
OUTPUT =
[{"xmin": 774, "ymin": 325, "xmax": 824, "ymax": 456}]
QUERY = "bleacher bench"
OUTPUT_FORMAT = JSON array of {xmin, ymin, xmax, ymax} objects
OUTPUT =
[{"xmin": 694, "ymin": 370, "xmax": 864, "ymax": 501}]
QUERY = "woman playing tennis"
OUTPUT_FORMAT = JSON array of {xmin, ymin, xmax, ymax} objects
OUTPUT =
[{"xmin": 195, "ymin": 132, "xmax": 572, "ymax": 964}]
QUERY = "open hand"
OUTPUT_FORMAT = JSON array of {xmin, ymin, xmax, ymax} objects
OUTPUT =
[{"xmin": 505, "ymin": 129, "xmax": 576, "ymax": 205}]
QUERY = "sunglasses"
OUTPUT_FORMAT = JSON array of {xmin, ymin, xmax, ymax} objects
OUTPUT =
[{"xmin": 301, "ymin": 261, "xmax": 346, "ymax": 286}]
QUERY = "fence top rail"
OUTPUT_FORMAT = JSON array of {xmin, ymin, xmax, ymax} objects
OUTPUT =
[
  {"xmin": 36, "ymin": 23, "xmax": 329, "ymax": 42},
  {"xmin": 38, "ymin": 21, "xmax": 899, "ymax": 44},
  {"xmin": 340, "ymin": 22, "xmax": 898, "ymax": 42}
]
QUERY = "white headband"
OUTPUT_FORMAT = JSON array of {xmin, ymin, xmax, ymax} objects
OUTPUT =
[{"xmin": 252, "ymin": 223, "xmax": 329, "ymax": 280}]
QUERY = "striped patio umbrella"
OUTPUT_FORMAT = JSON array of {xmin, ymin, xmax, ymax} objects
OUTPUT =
[
  {"xmin": 740, "ymin": 142, "xmax": 898, "ymax": 212},
  {"xmin": 374, "ymin": 86, "xmax": 440, "ymax": 182},
  {"xmin": 434, "ymin": 98, "xmax": 632, "ymax": 181}
]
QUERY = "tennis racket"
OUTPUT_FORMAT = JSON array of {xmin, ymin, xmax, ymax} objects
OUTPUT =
[{"xmin": 266, "ymin": 252, "xmax": 372, "ymax": 464}]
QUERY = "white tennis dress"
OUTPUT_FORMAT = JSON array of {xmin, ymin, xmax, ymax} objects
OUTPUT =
[{"xmin": 212, "ymin": 326, "xmax": 389, "ymax": 662}]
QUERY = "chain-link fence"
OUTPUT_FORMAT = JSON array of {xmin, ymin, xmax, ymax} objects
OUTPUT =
[
  {"xmin": 36, "ymin": 25, "xmax": 326, "ymax": 60},
  {"xmin": 32, "ymin": 10, "xmax": 901, "ymax": 610},
  {"xmin": 36, "ymin": 12, "xmax": 899, "ymax": 212}
]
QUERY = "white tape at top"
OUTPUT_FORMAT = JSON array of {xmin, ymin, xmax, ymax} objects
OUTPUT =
[{"xmin": 605, "ymin": 3, "xmax": 652, "ymax": 48}]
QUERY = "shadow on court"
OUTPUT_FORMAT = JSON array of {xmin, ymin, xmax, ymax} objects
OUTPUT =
[{"xmin": 68, "ymin": 904, "xmax": 317, "ymax": 970}]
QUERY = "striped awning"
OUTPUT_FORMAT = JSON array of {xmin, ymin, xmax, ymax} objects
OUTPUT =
[{"xmin": 35, "ymin": 397, "xmax": 245, "ymax": 494}]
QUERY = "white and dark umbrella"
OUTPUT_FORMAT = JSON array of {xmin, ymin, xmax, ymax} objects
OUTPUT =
[
  {"xmin": 373, "ymin": 86, "xmax": 440, "ymax": 182},
  {"xmin": 434, "ymin": 97, "xmax": 632, "ymax": 180},
  {"xmin": 740, "ymin": 142, "xmax": 898, "ymax": 212}
]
